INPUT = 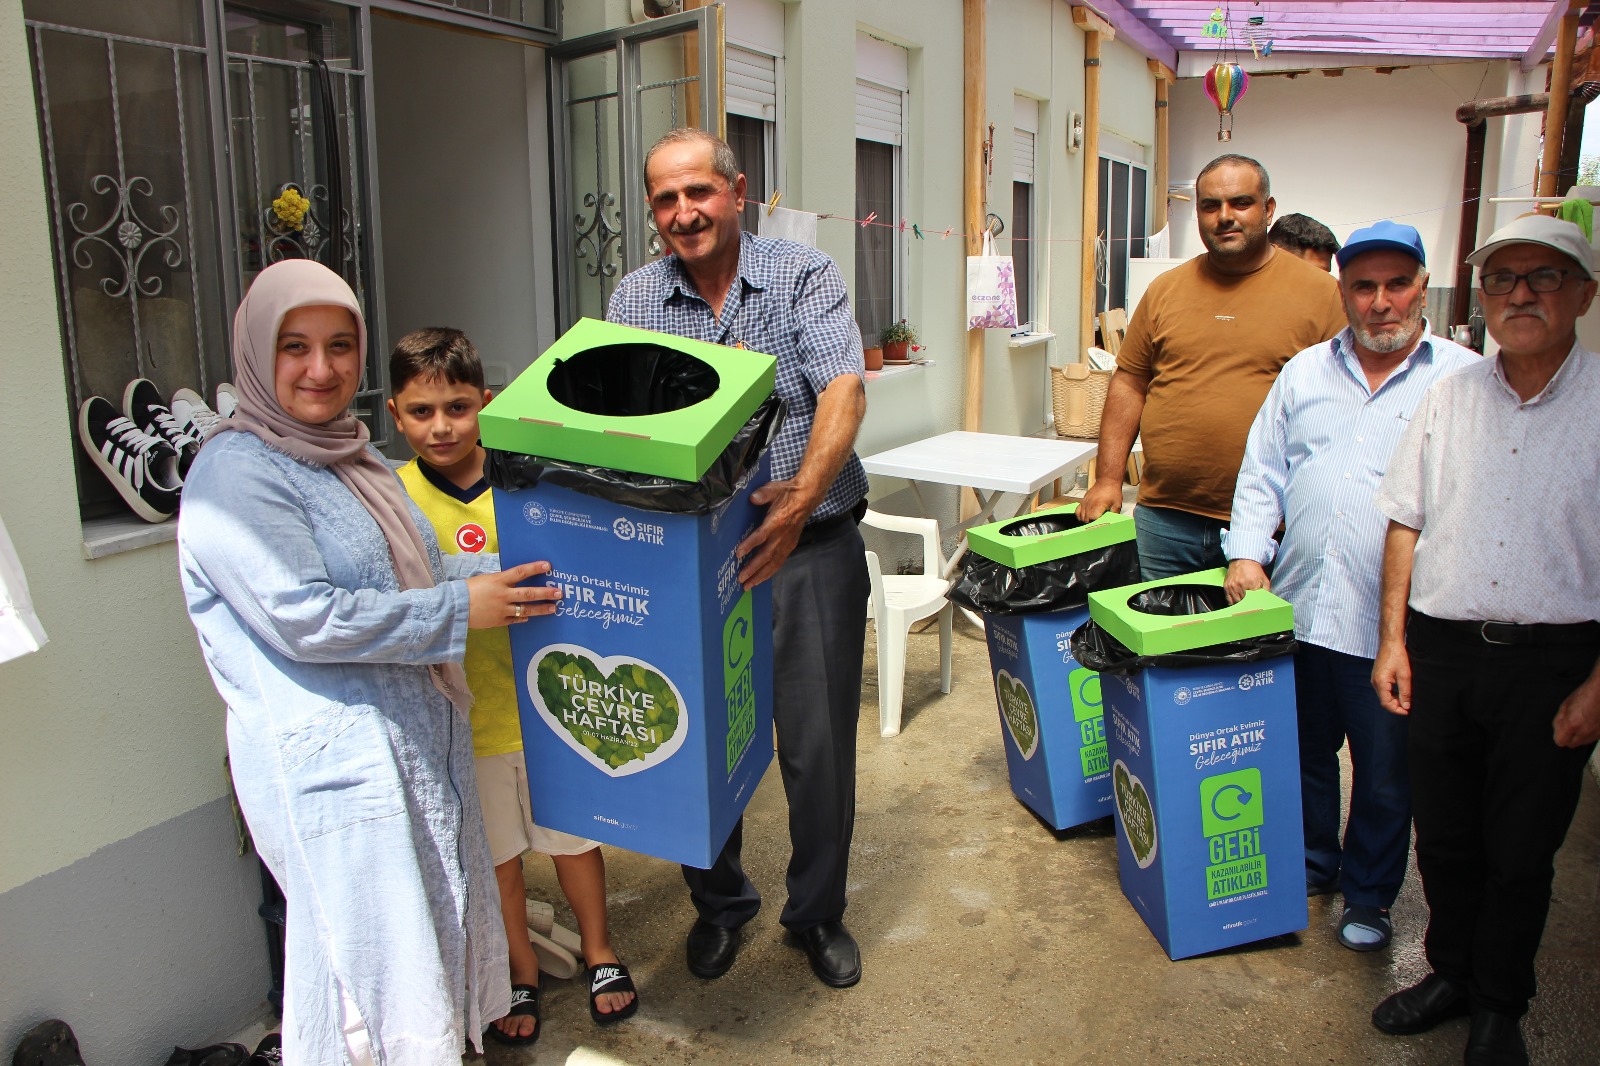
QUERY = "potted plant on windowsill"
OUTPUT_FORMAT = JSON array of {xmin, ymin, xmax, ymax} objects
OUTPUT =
[{"xmin": 879, "ymin": 319, "xmax": 918, "ymax": 362}]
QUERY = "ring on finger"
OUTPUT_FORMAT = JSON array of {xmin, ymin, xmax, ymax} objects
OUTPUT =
[{"xmin": 513, "ymin": 603, "xmax": 524, "ymax": 619}]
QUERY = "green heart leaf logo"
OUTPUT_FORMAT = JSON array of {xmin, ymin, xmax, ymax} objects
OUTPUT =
[
  {"xmin": 526, "ymin": 643, "xmax": 687, "ymax": 777},
  {"xmin": 994, "ymin": 670, "xmax": 1039, "ymax": 760},
  {"xmin": 1113, "ymin": 759, "xmax": 1158, "ymax": 869}
]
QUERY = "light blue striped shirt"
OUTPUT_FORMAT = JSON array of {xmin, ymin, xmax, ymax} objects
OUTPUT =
[{"xmin": 1227, "ymin": 324, "xmax": 1478, "ymax": 658}]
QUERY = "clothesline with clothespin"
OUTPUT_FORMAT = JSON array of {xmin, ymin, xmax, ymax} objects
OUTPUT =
[{"xmin": 752, "ymin": 177, "xmax": 1548, "ymax": 247}]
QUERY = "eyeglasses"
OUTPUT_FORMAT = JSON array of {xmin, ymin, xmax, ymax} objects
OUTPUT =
[{"xmin": 1479, "ymin": 267, "xmax": 1577, "ymax": 296}]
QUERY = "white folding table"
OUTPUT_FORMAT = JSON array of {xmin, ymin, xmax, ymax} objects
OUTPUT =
[{"xmin": 860, "ymin": 431, "xmax": 1099, "ymax": 578}]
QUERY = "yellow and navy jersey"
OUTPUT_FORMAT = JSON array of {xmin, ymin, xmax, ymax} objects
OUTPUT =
[{"xmin": 396, "ymin": 457, "xmax": 523, "ymax": 757}]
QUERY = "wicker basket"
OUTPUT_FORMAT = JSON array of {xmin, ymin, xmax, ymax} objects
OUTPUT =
[{"xmin": 1051, "ymin": 362, "xmax": 1113, "ymax": 438}]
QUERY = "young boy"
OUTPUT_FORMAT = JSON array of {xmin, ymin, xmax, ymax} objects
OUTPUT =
[{"xmin": 389, "ymin": 328, "xmax": 637, "ymax": 1045}]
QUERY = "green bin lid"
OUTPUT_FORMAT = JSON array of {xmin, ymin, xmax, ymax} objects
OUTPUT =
[
  {"xmin": 479, "ymin": 318, "xmax": 777, "ymax": 482},
  {"xmin": 1086, "ymin": 567, "xmax": 1294, "ymax": 656},
  {"xmin": 965, "ymin": 504, "xmax": 1135, "ymax": 569}
]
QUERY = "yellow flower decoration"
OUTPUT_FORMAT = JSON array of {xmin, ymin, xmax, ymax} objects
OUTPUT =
[{"xmin": 271, "ymin": 187, "xmax": 310, "ymax": 232}]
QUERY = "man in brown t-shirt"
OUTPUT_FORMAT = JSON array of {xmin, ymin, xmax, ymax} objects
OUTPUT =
[{"xmin": 1078, "ymin": 154, "xmax": 1346, "ymax": 578}]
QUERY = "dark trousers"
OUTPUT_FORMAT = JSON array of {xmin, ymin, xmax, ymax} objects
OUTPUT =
[
  {"xmin": 1295, "ymin": 643, "xmax": 1412, "ymax": 908},
  {"xmin": 1406, "ymin": 613, "xmax": 1599, "ymax": 1016},
  {"xmin": 682, "ymin": 514, "xmax": 870, "ymax": 932}
]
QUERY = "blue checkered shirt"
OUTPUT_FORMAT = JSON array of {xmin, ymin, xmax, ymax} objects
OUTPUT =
[{"xmin": 607, "ymin": 233, "xmax": 869, "ymax": 523}]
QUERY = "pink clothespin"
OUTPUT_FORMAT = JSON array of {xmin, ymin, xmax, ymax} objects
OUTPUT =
[
  {"xmin": 941, "ymin": 227, "xmax": 953, "ymax": 240},
  {"xmin": 898, "ymin": 217, "xmax": 909, "ymax": 233},
  {"xmin": 859, "ymin": 211, "xmax": 877, "ymax": 228}
]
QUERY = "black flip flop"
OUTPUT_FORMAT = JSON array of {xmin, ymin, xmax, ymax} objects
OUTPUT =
[
  {"xmin": 486, "ymin": 983, "xmax": 541, "ymax": 1047},
  {"xmin": 588, "ymin": 963, "xmax": 640, "ymax": 1026}
]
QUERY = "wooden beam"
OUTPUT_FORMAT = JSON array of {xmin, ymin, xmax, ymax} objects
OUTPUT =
[
  {"xmin": 1077, "ymin": 0, "xmax": 1178, "ymax": 70},
  {"xmin": 1072, "ymin": 6, "xmax": 1116, "ymax": 40},
  {"xmin": 963, "ymin": 0, "xmax": 985, "ymax": 444},
  {"xmin": 1152, "ymin": 70, "xmax": 1170, "ymax": 235},
  {"xmin": 1079, "ymin": 26, "xmax": 1103, "ymax": 361},
  {"xmin": 1538, "ymin": 5, "xmax": 1581, "ymax": 198}
]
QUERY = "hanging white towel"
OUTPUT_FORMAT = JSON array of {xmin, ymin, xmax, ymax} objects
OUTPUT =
[
  {"xmin": 0, "ymin": 510, "xmax": 47, "ymax": 663},
  {"xmin": 758, "ymin": 206, "xmax": 819, "ymax": 247}
]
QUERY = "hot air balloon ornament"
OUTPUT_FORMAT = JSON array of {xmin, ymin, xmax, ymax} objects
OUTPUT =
[{"xmin": 1204, "ymin": 61, "xmax": 1249, "ymax": 142}]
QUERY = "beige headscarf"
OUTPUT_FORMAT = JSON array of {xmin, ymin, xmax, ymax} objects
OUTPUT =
[{"xmin": 221, "ymin": 259, "xmax": 473, "ymax": 712}]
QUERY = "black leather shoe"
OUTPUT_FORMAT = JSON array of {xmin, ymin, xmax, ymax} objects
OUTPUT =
[
  {"xmin": 1464, "ymin": 1009, "xmax": 1528, "ymax": 1066},
  {"xmin": 1372, "ymin": 973, "xmax": 1471, "ymax": 1035},
  {"xmin": 788, "ymin": 919, "xmax": 862, "ymax": 988},
  {"xmin": 686, "ymin": 919, "xmax": 741, "ymax": 979}
]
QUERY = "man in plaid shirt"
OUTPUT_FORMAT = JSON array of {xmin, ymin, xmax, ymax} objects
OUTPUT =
[{"xmin": 607, "ymin": 128, "xmax": 869, "ymax": 989}]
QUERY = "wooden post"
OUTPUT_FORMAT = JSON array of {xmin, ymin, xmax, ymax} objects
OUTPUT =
[
  {"xmin": 962, "ymin": 0, "xmax": 985, "ymax": 443},
  {"xmin": 1074, "ymin": 9, "xmax": 1113, "ymax": 360},
  {"xmin": 1538, "ymin": 2, "xmax": 1582, "ymax": 199},
  {"xmin": 1149, "ymin": 61, "xmax": 1174, "ymax": 236}
]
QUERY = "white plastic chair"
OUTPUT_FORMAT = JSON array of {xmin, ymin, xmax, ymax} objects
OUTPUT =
[{"xmin": 862, "ymin": 509, "xmax": 954, "ymax": 738}]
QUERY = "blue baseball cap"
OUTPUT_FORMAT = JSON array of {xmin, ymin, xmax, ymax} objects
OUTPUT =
[{"xmin": 1336, "ymin": 220, "xmax": 1426, "ymax": 269}]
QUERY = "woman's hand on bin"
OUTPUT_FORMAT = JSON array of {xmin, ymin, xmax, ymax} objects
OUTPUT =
[
  {"xmin": 467, "ymin": 561, "xmax": 562, "ymax": 629},
  {"xmin": 1224, "ymin": 559, "xmax": 1271, "ymax": 604}
]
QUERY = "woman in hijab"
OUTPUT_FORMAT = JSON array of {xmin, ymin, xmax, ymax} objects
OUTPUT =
[{"xmin": 178, "ymin": 259, "xmax": 559, "ymax": 1065}]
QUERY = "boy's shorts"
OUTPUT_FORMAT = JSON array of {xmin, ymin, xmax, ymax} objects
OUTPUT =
[{"xmin": 476, "ymin": 751, "xmax": 599, "ymax": 865}]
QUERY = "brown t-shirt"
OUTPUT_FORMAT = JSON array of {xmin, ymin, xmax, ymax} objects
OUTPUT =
[{"xmin": 1117, "ymin": 247, "xmax": 1346, "ymax": 520}]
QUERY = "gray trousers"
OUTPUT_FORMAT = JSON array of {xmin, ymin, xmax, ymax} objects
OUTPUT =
[{"xmin": 681, "ymin": 511, "xmax": 870, "ymax": 931}]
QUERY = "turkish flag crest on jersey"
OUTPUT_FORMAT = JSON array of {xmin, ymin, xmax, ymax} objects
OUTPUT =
[{"xmin": 455, "ymin": 523, "xmax": 488, "ymax": 553}]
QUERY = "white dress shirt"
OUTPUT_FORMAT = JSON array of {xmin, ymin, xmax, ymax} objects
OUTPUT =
[{"xmin": 1376, "ymin": 343, "xmax": 1600, "ymax": 624}]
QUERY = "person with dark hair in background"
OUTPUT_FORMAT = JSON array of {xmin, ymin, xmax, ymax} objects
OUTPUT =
[{"xmin": 1269, "ymin": 212, "xmax": 1342, "ymax": 272}]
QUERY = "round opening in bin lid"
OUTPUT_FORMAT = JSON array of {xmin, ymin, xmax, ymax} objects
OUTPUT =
[
  {"xmin": 546, "ymin": 343, "xmax": 720, "ymax": 417},
  {"xmin": 1125, "ymin": 583, "xmax": 1230, "ymax": 617},
  {"xmin": 998, "ymin": 513, "xmax": 1086, "ymax": 537}
]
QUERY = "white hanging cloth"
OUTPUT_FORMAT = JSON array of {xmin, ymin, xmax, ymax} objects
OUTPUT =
[{"xmin": 0, "ymin": 510, "xmax": 47, "ymax": 664}]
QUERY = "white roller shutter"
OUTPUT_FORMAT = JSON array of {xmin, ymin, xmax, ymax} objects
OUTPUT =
[
  {"xmin": 855, "ymin": 80, "xmax": 903, "ymax": 145},
  {"xmin": 1014, "ymin": 130, "xmax": 1036, "ymax": 183},
  {"xmin": 726, "ymin": 45, "xmax": 777, "ymax": 121}
]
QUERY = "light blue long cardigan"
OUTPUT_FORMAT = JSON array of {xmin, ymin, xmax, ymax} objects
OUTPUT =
[{"xmin": 178, "ymin": 430, "xmax": 509, "ymax": 1065}]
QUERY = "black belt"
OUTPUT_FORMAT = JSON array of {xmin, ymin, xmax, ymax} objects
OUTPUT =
[
  {"xmin": 798, "ymin": 498, "xmax": 867, "ymax": 546},
  {"xmin": 1410, "ymin": 610, "xmax": 1600, "ymax": 647}
]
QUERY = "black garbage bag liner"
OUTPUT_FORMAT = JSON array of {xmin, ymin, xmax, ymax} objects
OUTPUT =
[
  {"xmin": 1068, "ymin": 583, "xmax": 1296, "ymax": 674},
  {"xmin": 945, "ymin": 512, "xmax": 1141, "ymax": 615},
  {"xmin": 483, "ymin": 394, "xmax": 786, "ymax": 516},
  {"xmin": 546, "ymin": 341, "xmax": 723, "ymax": 417}
]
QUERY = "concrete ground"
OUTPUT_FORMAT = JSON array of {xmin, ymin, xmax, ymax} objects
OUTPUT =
[{"xmin": 486, "ymin": 615, "xmax": 1600, "ymax": 1066}]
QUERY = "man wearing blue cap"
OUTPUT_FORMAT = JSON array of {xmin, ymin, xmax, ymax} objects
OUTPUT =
[{"xmin": 1225, "ymin": 221, "xmax": 1476, "ymax": 953}]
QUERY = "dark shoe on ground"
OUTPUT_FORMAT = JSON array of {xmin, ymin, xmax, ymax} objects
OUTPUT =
[
  {"xmin": 485, "ymin": 983, "xmax": 540, "ymax": 1047},
  {"xmin": 1372, "ymin": 973, "xmax": 1470, "ymax": 1035},
  {"xmin": 1307, "ymin": 877, "xmax": 1339, "ymax": 897},
  {"xmin": 686, "ymin": 919, "xmax": 741, "ymax": 979},
  {"xmin": 788, "ymin": 919, "xmax": 862, "ymax": 988},
  {"xmin": 78, "ymin": 395, "xmax": 182, "ymax": 522},
  {"xmin": 11, "ymin": 1020, "xmax": 85, "ymax": 1066},
  {"xmin": 1464, "ymin": 1009, "xmax": 1528, "ymax": 1066},
  {"xmin": 1337, "ymin": 904, "xmax": 1393, "ymax": 951},
  {"xmin": 125, "ymin": 378, "xmax": 202, "ymax": 480},
  {"xmin": 588, "ymin": 962, "xmax": 639, "ymax": 1026},
  {"xmin": 242, "ymin": 1033, "xmax": 281, "ymax": 1066}
]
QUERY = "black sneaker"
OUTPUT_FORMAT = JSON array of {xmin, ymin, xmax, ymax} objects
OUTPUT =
[
  {"xmin": 78, "ymin": 395, "xmax": 182, "ymax": 522},
  {"xmin": 125, "ymin": 378, "xmax": 202, "ymax": 480}
]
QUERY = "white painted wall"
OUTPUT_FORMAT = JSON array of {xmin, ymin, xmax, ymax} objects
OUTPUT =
[{"xmin": 0, "ymin": 2, "xmax": 267, "ymax": 1056}]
